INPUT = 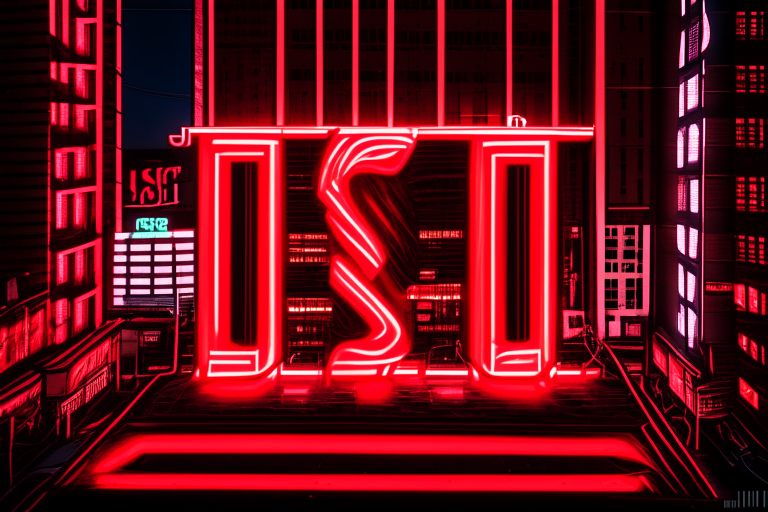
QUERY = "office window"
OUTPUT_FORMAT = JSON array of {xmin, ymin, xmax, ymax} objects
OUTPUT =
[
  {"xmin": 677, "ymin": 224, "xmax": 686, "ymax": 254},
  {"xmin": 687, "ymin": 307, "xmax": 697, "ymax": 348},
  {"xmin": 688, "ymin": 123, "xmax": 700, "ymax": 163},
  {"xmin": 690, "ymin": 179, "xmax": 699, "ymax": 213},
  {"xmin": 739, "ymin": 378, "xmax": 759, "ymax": 410},
  {"xmin": 679, "ymin": 31, "xmax": 685, "ymax": 68},
  {"xmin": 687, "ymin": 74, "xmax": 699, "ymax": 111},
  {"xmin": 735, "ymin": 284, "xmax": 746, "ymax": 310},
  {"xmin": 749, "ymin": 286, "xmax": 759, "ymax": 313},
  {"xmin": 677, "ymin": 128, "xmax": 685, "ymax": 168},
  {"xmin": 686, "ymin": 271, "xmax": 696, "ymax": 302},
  {"xmin": 679, "ymin": 82, "xmax": 685, "ymax": 116},
  {"xmin": 57, "ymin": 253, "xmax": 68, "ymax": 285},
  {"xmin": 678, "ymin": 264, "xmax": 685, "ymax": 297},
  {"xmin": 678, "ymin": 303, "xmax": 686, "ymax": 336},
  {"xmin": 688, "ymin": 227, "xmax": 699, "ymax": 259},
  {"xmin": 688, "ymin": 22, "xmax": 699, "ymax": 61}
]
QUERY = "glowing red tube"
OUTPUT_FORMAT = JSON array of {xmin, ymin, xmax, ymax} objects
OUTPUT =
[
  {"xmin": 91, "ymin": 473, "xmax": 650, "ymax": 493},
  {"xmin": 91, "ymin": 433, "xmax": 657, "ymax": 475}
]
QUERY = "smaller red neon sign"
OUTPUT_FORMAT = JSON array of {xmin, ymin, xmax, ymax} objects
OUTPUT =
[{"xmin": 127, "ymin": 167, "xmax": 182, "ymax": 208}]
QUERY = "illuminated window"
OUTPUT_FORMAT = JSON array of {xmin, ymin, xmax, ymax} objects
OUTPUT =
[
  {"xmin": 678, "ymin": 304, "xmax": 686, "ymax": 336},
  {"xmin": 50, "ymin": 102, "xmax": 57, "ymax": 125},
  {"xmin": 55, "ymin": 150, "xmax": 67, "ymax": 180},
  {"xmin": 678, "ymin": 264, "xmax": 685, "ymax": 297},
  {"xmin": 749, "ymin": 286, "xmax": 758, "ymax": 313},
  {"xmin": 679, "ymin": 82, "xmax": 685, "ymax": 117},
  {"xmin": 57, "ymin": 253, "xmax": 68, "ymax": 285},
  {"xmin": 288, "ymin": 233, "xmax": 329, "ymax": 264},
  {"xmin": 739, "ymin": 333, "xmax": 750, "ymax": 353},
  {"xmin": 686, "ymin": 75, "xmax": 699, "ymax": 111},
  {"xmin": 681, "ymin": 0, "xmax": 685, "ymax": 16},
  {"xmin": 75, "ymin": 250, "xmax": 84, "ymax": 284},
  {"xmin": 73, "ymin": 297, "xmax": 88, "ymax": 334},
  {"xmin": 688, "ymin": 22, "xmax": 699, "ymax": 61},
  {"xmin": 688, "ymin": 227, "xmax": 699, "ymax": 259},
  {"xmin": 739, "ymin": 378, "xmax": 759, "ymax": 410},
  {"xmin": 735, "ymin": 284, "xmax": 746, "ymax": 310},
  {"xmin": 678, "ymin": 176, "xmax": 687, "ymax": 211},
  {"xmin": 74, "ymin": 148, "xmax": 87, "ymax": 179},
  {"xmin": 416, "ymin": 301, "xmax": 432, "ymax": 310},
  {"xmin": 419, "ymin": 269, "xmax": 436, "ymax": 280},
  {"xmin": 407, "ymin": 284, "xmax": 462, "ymax": 300},
  {"xmin": 688, "ymin": 124, "xmax": 699, "ymax": 163},
  {"xmin": 416, "ymin": 314, "xmax": 431, "ymax": 322},
  {"xmin": 679, "ymin": 31, "xmax": 686, "ymax": 68},
  {"xmin": 74, "ymin": 193, "xmax": 85, "ymax": 229},
  {"xmin": 736, "ymin": 235, "xmax": 767, "ymax": 264},
  {"xmin": 750, "ymin": 340, "xmax": 759, "ymax": 361},
  {"xmin": 687, "ymin": 307, "xmax": 697, "ymax": 348},
  {"xmin": 737, "ymin": 235, "xmax": 746, "ymax": 261},
  {"xmin": 55, "ymin": 298, "xmax": 68, "ymax": 344},
  {"xmin": 690, "ymin": 179, "xmax": 699, "ymax": 213},
  {"xmin": 76, "ymin": 22, "xmax": 91, "ymax": 56},
  {"xmin": 56, "ymin": 192, "xmax": 67, "ymax": 229},
  {"xmin": 75, "ymin": 68, "xmax": 89, "ymax": 98},
  {"xmin": 687, "ymin": 271, "xmax": 696, "ymax": 302},
  {"xmin": 59, "ymin": 102, "xmax": 69, "ymax": 126},
  {"xmin": 677, "ymin": 128, "xmax": 685, "ymax": 168},
  {"xmin": 677, "ymin": 224, "xmax": 686, "ymax": 254}
]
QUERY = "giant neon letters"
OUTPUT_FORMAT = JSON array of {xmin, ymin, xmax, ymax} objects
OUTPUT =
[{"xmin": 171, "ymin": 127, "xmax": 593, "ymax": 380}]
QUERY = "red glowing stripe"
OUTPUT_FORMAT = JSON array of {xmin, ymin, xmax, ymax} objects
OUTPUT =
[
  {"xmin": 424, "ymin": 369, "xmax": 469, "ymax": 376},
  {"xmin": 276, "ymin": 1, "xmax": 284, "ymax": 125},
  {"xmin": 91, "ymin": 433, "xmax": 657, "ymax": 475},
  {"xmin": 91, "ymin": 473, "xmax": 649, "ymax": 493}
]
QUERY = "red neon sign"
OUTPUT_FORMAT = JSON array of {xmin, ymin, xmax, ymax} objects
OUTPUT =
[{"xmin": 172, "ymin": 126, "xmax": 593, "ymax": 381}]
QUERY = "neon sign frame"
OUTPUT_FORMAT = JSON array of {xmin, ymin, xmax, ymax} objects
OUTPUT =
[{"xmin": 170, "ymin": 126, "xmax": 594, "ymax": 381}]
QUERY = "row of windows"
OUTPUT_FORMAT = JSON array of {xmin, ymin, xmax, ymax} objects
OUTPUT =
[
  {"xmin": 736, "ymin": 235, "xmax": 766, "ymax": 266},
  {"xmin": 736, "ymin": 11, "xmax": 765, "ymax": 41},
  {"xmin": 736, "ymin": 176, "xmax": 766, "ymax": 212},
  {"xmin": 736, "ymin": 65, "xmax": 765, "ymax": 94},
  {"xmin": 604, "ymin": 262, "xmax": 642, "ymax": 274},
  {"xmin": 735, "ymin": 118, "xmax": 764, "ymax": 149},
  {"xmin": 738, "ymin": 333, "xmax": 766, "ymax": 367}
]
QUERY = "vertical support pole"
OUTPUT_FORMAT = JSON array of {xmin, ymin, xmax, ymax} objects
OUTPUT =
[
  {"xmin": 552, "ymin": 0, "xmax": 559, "ymax": 126},
  {"xmin": 317, "ymin": 1, "xmax": 324, "ymax": 126},
  {"xmin": 387, "ymin": 0, "xmax": 394, "ymax": 127},
  {"xmin": 437, "ymin": 1, "xmax": 445, "ymax": 126},
  {"xmin": 277, "ymin": 0, "xmax": 285, "ymax": 125},
  {"xmin": 352, "ymin": 0, "xmax": 359, "ymax": 126},
  {"xmin": 596, "ymin": 0, "xmax": 606, "ymax": 338},
  {"xmin": 506, "ymin": 0, "xmax": 513, "ymax": 121}
]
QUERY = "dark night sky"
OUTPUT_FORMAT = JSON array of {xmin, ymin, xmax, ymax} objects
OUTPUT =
[{"xmin": 123, "ymin": 0, "xmax": 192, "ymax": 149}]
